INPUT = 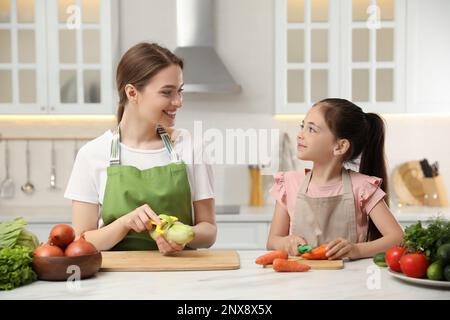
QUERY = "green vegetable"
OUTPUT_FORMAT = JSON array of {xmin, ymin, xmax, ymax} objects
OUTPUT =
[
  {"xmin": 403, "ymin": 218, "xmax": 450, "ymax": 261},
  {"xmin": 437, "ymin": 243, "xmax": 450, "ymax": 264},
  {"xmin": 444, "ymin": 265, "xmax": 450, "ymax": 281},
  {"xmin": 373, "ymin": 252, "xmax": 387, "ymax": 267},
  {"xmin": 0, "ymin": 217, "xmax": 39, "ymax": 250},
  {"xmin": 0, "ymin": 217, "xmax": 40, "ymax": 290},
  {"xmin": 427, "ymin": 260, "xmax": 444, "ymax": 281},
  {"xmin": 0, "ymin": 246, "xmax": 37, "ymax": 290},
  {"xmin": 165, "ymin": 224, "xmax": 194, "ymax": 245},
  {"xmin": 149, "ymin": 214, "xmax": 194, "ymax": 245}
]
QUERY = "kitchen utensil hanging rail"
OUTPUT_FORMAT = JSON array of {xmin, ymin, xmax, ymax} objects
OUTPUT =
[{"xmin": 0, "ymin": 135, "xmax": 95, "ymax": 141}]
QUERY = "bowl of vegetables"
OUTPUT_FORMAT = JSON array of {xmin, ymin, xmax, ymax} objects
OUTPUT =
[
  {"xmin": 374, "ymin": 218, "xmax": 450, "ymax": 287},
  {"xmin": 32, "ymin": 224, "xmax": 102, "ymax": 281}
]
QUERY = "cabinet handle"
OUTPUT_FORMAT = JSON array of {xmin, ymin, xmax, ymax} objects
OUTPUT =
[
  {"xmin": 50, "ymin": 106, "xmax": 55, "ymax": 111},
  {"xmin": 40, "ymin": 106, "xmax": 46, "ymax": 111}
]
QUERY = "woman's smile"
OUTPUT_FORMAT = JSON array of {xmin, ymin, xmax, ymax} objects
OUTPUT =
[{"xmin": 163, "ymin": 110, "xmax": 177, "ymax": 119}]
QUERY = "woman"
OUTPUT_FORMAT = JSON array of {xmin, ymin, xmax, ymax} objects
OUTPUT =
[{"xmin": 64, "ymin": 42, "xmax": 216, "ymax": 254}]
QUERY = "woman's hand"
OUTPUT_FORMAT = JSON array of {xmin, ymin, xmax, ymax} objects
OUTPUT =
[
  {"xmin": 119, "ymin": 204, "xmax": 161, "ymax": 232},
  {"xmin": 282, "ymin": 235, "xmax": 308, "ymax": 256},
  {"xmin": 155, "ymin": 236, "xmax": 185, "ymax": 255},
  {"xmin": 326, "ymin": 238, "xmax": 357, "ymax": 260}
]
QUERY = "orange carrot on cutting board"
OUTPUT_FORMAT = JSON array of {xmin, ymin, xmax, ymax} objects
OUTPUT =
[
  {"xmin": 272, "ymin": 259, "xmax": 311, "ymax": 272},
  {"xmin": 301, "ymin": 244, "xmax": 328, "ymax": 260},
  {"xmin": 255, "ymin": 250, "xmax": 288, "ymax": 265}
]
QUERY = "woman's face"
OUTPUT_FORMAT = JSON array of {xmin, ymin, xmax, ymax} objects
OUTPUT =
[
  {"xmin": 296, "ymin": 105, "xmax": 337, "ymax": 162},
  {"xmin": 134, "ymin": 64, "xmax": 184, "ymax": 127}
]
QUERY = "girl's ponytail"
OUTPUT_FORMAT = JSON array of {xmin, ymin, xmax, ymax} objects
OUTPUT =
[
  {"xmin": 359, "ymin": 113, "xmax": 389, "ymax": 198},
  {"xmin": 360, "ymin": 113, "xmax": 388, "ymax": 241}
]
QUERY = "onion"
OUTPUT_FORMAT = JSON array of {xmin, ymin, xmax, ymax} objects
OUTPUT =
[
  {"xmin": 64, "ymin": 235, "xmax": 98, "ymax": 256},
  {"xmin": 33, "ymin": 243, "xmax": 64, "ymax": 257},
  {"xmin": 48, "ymin": 224, "xmax": 75, "ymax": 249}
]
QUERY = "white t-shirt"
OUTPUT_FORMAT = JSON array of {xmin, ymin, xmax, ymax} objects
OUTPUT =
[{"xmin": 64, "ymin": 128, "xmax": 214, "ymax": 227}]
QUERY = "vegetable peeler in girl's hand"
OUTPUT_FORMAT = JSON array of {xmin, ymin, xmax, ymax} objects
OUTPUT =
[{"xmin": 297, "ymin": 244, "xmax": 313, "ymax": 254}]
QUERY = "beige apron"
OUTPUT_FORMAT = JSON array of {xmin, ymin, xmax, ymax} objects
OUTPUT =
[{"xmin": 291, "ymin": 168, "xmax": 358, "ymax": 247}]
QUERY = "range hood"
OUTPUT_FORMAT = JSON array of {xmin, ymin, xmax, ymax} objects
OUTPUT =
[{"xmin": 174, "ymin": 0, "xmax": 241, "ymax": 94}]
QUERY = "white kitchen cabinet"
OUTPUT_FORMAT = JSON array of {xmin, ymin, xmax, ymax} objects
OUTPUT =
[
  {"xmin": 405, "ymin": 0, "xmax": 450, "ymax": 113},
  {"xmin": 276, "ymin": 0, "xmax": 406, "ymax": 114},
  {"xmin": 0, "ymin": 0, "xmax": 118, "ymax": 114},
  {"xmin": 25, "ymin": 223, "xmax": 54, "ymax": 244},
  {"xmin": 212, "ymin": 222, "xmax": 271, "ymax": 250}
]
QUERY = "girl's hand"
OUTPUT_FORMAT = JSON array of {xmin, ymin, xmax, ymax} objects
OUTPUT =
[
  {"xmin": 155, "ymin": 236, "xmax": 185, "ymax": 255},
  {"xmin": 119, "ymin": 204, "xmax": 161, "ymax": 233},
  {"xmin": 326, "ymin": 238, "xmax": 357, "ymax": 260},
  {"xmin": 283, "ymin": 235, "xmax": 308, "ymax": 256}
]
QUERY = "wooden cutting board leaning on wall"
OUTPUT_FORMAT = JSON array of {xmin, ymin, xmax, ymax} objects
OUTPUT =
[
  {"xmin": 100, "ymin": 250, "xmax": 240, "ymax": 272},
  {"xmin": 392, "ymin": 161, "xmax": 425, "ymax": 206}
]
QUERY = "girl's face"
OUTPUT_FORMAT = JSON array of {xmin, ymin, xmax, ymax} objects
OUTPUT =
[
  {"xmin": 297, "ymin": 105, "xmax": 337, "ymax": 162},
  {"xmin": 133, "ymin": 64, "xmax": 184, "ymax": 127}
]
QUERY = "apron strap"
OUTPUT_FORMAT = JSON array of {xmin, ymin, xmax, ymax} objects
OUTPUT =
[
  {"xmin": 157, "ymin": 125, "xmax": 181, "ymax": 163},
  {"xmin": 109, "ymin": 124, "xmax": 180, "ymax": 166},
  {"xmin": 299, "ymin": 168, "xmax": 352, "ymax": 195},
  {"xmin": 109, "ymin": 126, "xmax": 121, "ymax": 166},
  {"xmin": 300, "ymin": 170, "xmax": 313, "ymax": 194},
  {"xmin": 341, "ymin": 168, "xmax": 353, "ymax": 195}
]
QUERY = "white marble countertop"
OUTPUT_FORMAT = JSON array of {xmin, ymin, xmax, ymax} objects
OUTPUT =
[
  {"xmin": 1, "ymin": 204, "xmax": 449, "ymax": 224},
  {"xmin": 0, "ymin": 251, "xmax": 448, "ymax": 300}
]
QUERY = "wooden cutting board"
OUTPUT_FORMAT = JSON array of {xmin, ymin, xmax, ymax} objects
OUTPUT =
[
  {"xmin": 100, "ymin": 250, "xmax": 240, "ymax": 272},
  {"xmin": 262, "ymin": 257, "xmax": 344, "ymax": 270}
]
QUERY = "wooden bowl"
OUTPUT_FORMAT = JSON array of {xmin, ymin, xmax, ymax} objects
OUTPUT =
[{"xmin": 32, "ymin": 252, "xmax": 102, "ymax": 281}]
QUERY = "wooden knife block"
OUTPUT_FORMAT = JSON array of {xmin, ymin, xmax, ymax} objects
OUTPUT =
[{"xmin": 422, "ymin": 176, "xmax": 449, "ymax": 207}]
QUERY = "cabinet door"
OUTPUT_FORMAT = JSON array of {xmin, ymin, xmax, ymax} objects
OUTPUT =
[
  {"xmin": 276, "ymin": 0, "xmax": 340, "ymax": 114},
  {"xmin": 212, "ymin": 222, "xmax": 269, "ymax": 250},
  {"xmin": 26, "ymin": 223, "xmax": 53, "ymax": 243},
  {"xmin": 45, "ymin": 0, "xmax": 114, "ymax": 114},
  {"xmin": 340, "ymin": 0, "xmax": 406, "ymax": 113},
  {"xmin": 0, "ymin": 0, "xmax": 47, "ymax": 114},
  {"xmin": 406, "ymin": 0, "xmax": 450, "ymax": 113}
]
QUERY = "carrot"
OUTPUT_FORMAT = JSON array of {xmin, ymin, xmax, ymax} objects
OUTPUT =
[
  {"xmin": 255, "ymin": 250, "xmax": 288, "ymax": 265},
  {"xmin": 301, "ymin": 244, "xmax": 328, "ymax": 260},
  {"xmin": 272, "ymin": 259, "xmax": 311, "ymax": 272}
]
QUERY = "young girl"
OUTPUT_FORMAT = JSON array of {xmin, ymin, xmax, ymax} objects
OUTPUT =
[
  {"xmin": 64, "ymin": 43, "xmax": 216, "ymax": 254},
  {"xmin": 267, "ymin": 98, "xmax": 404, "ymax": 260}
]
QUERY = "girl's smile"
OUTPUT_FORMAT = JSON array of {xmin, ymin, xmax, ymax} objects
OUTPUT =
[{"xmin": 297, "ymin": 142, "xmax": 307, "ymax": 150}]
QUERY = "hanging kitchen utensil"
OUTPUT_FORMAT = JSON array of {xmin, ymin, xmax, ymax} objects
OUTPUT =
[
  {"xmin": 73, "ymin": 139, "xmax": 78, "ymax": 161},
  {"xmin": 0, "ymin": 141, "xmax": 15, "ymax": 199},
  {"xmin": 21, "ymin": 140, "xmax": 35, "ymax": 195},
  {"xmin": 49, "ymin": 140, "xmax": 58, "ymax": 190},
  {"xmin": 280, "ymin": 132, "xmax": 296, "ymax": 171}
]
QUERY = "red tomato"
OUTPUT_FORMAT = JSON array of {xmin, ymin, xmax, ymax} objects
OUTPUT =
[
  {"xmin": 385, "ymin": 247, "xmax": 407, "ymax": 272},
  {"xmin": 399, "ymin": 253, "xmax": 429, "ymax": 278}
]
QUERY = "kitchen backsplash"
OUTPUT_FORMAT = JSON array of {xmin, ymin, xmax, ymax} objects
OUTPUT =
[{"xmin": 0, "ymin": 112, "xmax": 449, "ymax": 212}]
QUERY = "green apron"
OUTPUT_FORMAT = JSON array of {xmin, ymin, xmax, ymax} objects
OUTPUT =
[{"xmin": 102, "ymin": 124, "xmax": 193, "ymax": 251}]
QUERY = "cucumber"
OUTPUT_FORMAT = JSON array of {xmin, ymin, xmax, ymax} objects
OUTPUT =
[{"xmin": 373, "ymin": 252, "xmax": 387, "ymax": 267}]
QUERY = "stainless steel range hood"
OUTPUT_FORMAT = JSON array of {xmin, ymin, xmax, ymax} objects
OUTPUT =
[{"xmin": 174, "ymin": 0, "xmax": 241, "ymax": 94}]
